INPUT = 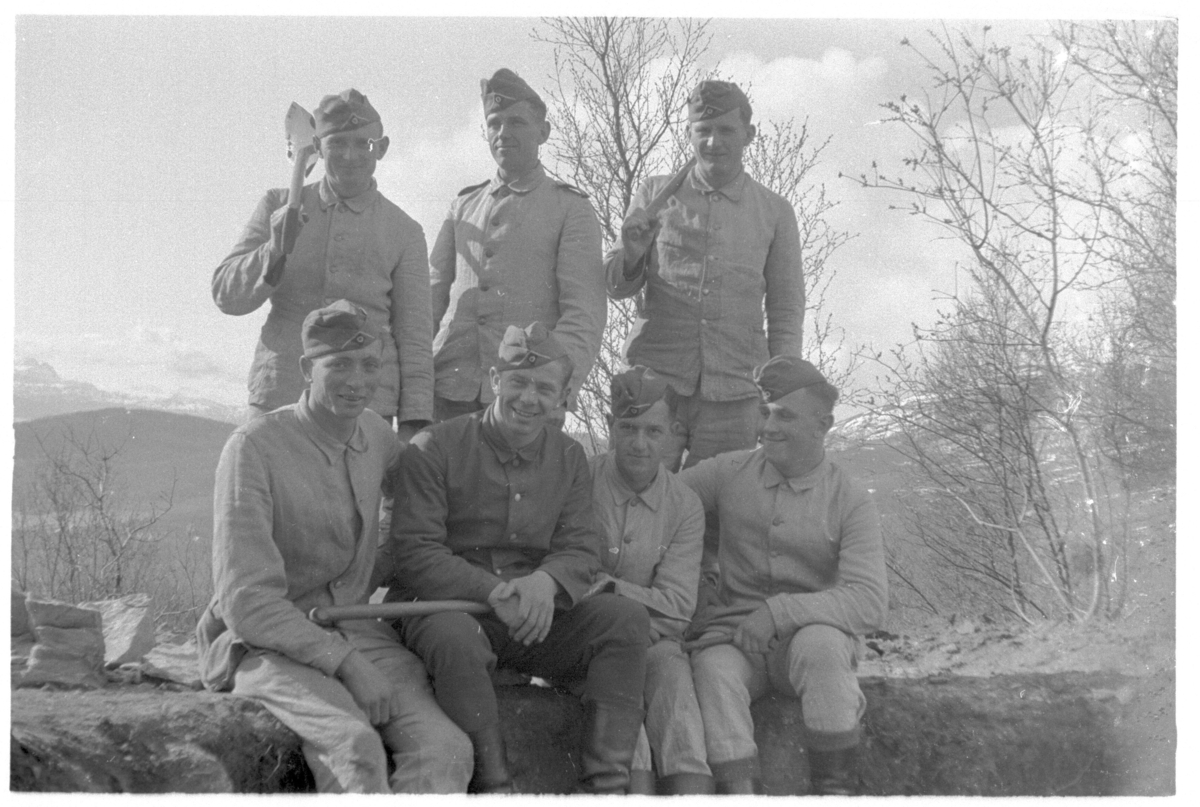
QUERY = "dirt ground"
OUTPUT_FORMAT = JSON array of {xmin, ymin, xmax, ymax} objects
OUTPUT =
[{"xmin": 857, "ymin": 608, "xmax": 1174, "ymax": 680}]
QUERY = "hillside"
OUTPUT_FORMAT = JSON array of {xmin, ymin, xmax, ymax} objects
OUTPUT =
[
  {"xmin": 13, "ymin": 358, "xmax": 243, "ymax": 424},
  {"xmin": 12, "ymin": 408, "xmax": 235, "ymax": 541}
]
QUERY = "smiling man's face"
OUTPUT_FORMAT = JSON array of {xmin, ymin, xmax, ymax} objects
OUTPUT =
[
  {"xmin": 688, "ymin": 108, "xmax": 754, "ymax": 179},
  {"xmin": 302, "ymin": 341, "xmax": 382, "ymax": 425},
  {"xmin": 488, "ymin": 359, "xmax": 570, "ymax": 447}
]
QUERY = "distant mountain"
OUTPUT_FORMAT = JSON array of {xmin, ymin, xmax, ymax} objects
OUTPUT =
[
  {"xmin": 12, "ymin": 408, "xmax": 236, "ymax": 541},
  {"xmin": 13, "ymin": 358, "xmax": 243, "ymax": 424}
]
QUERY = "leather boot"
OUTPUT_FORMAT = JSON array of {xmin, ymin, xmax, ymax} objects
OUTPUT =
[
  {"xmin": 715, "ymin": 778, "xmax": 757, "ymax": 795},
  {"xmin": 659, "ymin": 773, "xmax": 716, "ymax": 794},
  {"xmin": 807, "ymin": 746, "xmax": 859, "ymax": 796},
  {"xmin": 628, "ymin": 769, "xmax": 656, "ymax": 795},
  {"xmin": 575, "ymin": 700, "xmax": 645, "ymax": 794},
  {"xmin": 467, "ymin": 724, "xmax": 514, "ymax": 794}
]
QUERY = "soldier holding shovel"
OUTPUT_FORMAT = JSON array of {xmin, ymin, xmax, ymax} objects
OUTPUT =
[{"xmin": 213, "ymin": 90, "xmax": 433, "ymax": 440}]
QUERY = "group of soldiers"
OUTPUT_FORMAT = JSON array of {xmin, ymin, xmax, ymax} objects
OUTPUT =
[{"xmin": 197, "ymin": 68, "xmax": 888, "ymax": 796}]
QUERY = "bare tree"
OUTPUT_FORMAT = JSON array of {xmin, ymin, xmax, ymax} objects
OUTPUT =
[
  {"xmin": 11, "ymin": 423, "xmax": 210, "ymax": 631},
  {"xmin": 534, "ymin": 16, "xmax": 855, "ymax": 449},
  {"xmin": 854, "ymin": 21, "xmax": 1175, "ymax": 622}
]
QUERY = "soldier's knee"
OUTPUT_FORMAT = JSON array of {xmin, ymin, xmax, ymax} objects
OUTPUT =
[{"xmin": 787, "ymin": 625, "xmax": 855, "ymax": 675}]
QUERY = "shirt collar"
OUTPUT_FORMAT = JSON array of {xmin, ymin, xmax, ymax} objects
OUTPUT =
[
  {"xmin": 318, "ymin": 177, "xmax": 379, "ymax": 212},
  {"xmin": 761, "ymin": 451, "xmax": 827, "ymax": 493},
  {"xmin": 480, "ymin": 405, "xmax": 546, "ymax": 464},
  {"xmin": 295, "ymin": 390, "xmax": 368, "ymax": 462},
  {"xmin": 603, "ymin": 451, "xmax": 665, "ymax": 512},
  {"xmin": 689, "ymin": 167, "xmax": 746, "ymax": 203},
  {"xmin": 489, "ymin": 163, "xmax": 547, "ymax": 197}
]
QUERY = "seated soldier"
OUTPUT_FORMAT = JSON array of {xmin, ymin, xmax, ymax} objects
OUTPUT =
[
  {"xmin": 680, "ymin": 356, "xmax": 887, "ymax": 795},
  {"xmin": 587, "ymin": 366, "xmax": 712, "ymax": 794},
  {"xmin": 196, "ymin": 300, "xmax": 472, "ymax": 793},
  {"xmin": 380, "ymin": 322, "xmax": 650, "ymax": 794}
]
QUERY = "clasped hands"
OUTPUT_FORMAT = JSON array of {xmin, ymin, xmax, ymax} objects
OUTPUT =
[{"xmin": 488, "ymin": 570, "xmax": 559, "ymax": 646}]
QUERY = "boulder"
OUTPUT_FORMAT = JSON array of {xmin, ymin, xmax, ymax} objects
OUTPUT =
[
  {"xmin": 81, "ymin": 594, "xmax": 156, "ymax": 667},
  {"xmin": 10, "ymin": 671, "xmax": 1174, "ymax": 795},
  {"xmin": 12, "ymin": 585, "xmax": 31, "ymax": 637},
  {"xmin": 139, "ymin": 640, "xmax": 202, "ymax": 689},
  {"xmin": 24, "ymin": 597, "xmax": 102, "ymax": 631},
  {"xmin": 19, "ymin": 598, "xmax": 107, "ymax": 689}
]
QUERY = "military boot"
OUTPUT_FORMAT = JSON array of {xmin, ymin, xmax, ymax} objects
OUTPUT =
[
  {"xmin": 467, "ymin": 724, "xmax": 514, "ymax": 794},
  {"xmin": 807, "ymin": 746, "xmax": 859, "ymax": 796},
  {"xmin": 576, "ymin": 700, "xmax": 645, "ymax": 794}
]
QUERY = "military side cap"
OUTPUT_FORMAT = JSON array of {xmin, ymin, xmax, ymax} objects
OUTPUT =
[
  {"xmin": 302, "ymin": 300, "xmax": 378, "ymax": 359},
  {"xmin": 611, "ymin": 366, "xmax": 669, "ymax": 419},
  {"xmin": 481, "ymin": 68, "xmax": 546, "ymax": 117},
  {"xmin": 754, "ymin": 356, "xmax": 832, "ymax": 403},
  {"xmin": 496, "ymin": 322, "xmax": 568, "ymax": 371},
  {"xmin": 314, "ymin": 89, "xmax": 381, "ymax": 138},
  {"xmin": 687, "ymin": 80, "xmax": 752, "ymax": 123}
]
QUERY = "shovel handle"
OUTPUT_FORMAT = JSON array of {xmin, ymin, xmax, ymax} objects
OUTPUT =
[{"xmin": 308, "ymin": 600, "xmax": 491, "ymax": 626}]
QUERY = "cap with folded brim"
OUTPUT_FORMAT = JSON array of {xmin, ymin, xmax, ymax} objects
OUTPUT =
[
  {"xmin": 314, "ymin": 89, "xmax": 382, "ymax": 138},
  {"xmin": 302, "ymin": 300, "xmax": 378, "ymax": 359},
  {"xmin": 611, "ymin": 365, "xmax": 669, "ymax": 419},
  {"xmin": 495, "ymin": 322, "xmax": 568, "ymax": 371},
  {"xmin": 753, "ymin": 356, "xmax": 830, "ymax": 402},
  {"xmin": 481, "ymin": 68, "xmax": 546, "ymax": 117},
  {"xmin": 687, "ymin": 80, "xmax": 752, "ymax": 123}
]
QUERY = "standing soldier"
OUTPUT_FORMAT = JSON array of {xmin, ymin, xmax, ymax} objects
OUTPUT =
[
  {"xmin": 430, "ymin": 68, "xmax": 605, "ymax": 424},
  {"xmin": 214, "ymin": 89, "xmax": 434, "ymax": 441},
  {"xmin": 604, "ymin": 80, "xmax": 805, "ymax": 470}
]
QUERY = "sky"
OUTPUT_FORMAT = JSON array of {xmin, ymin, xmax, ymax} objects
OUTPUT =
[{"xmin": 10, "ymin": 2, "xmax": 1188, "ymax": 412}]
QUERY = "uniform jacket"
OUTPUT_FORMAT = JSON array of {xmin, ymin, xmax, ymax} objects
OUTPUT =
[
  {"xmin": 196, "ymin": 393, "xmax": 401, "ymax": 690},
  {"xmin": 588, "ymin": 452, "xmax": 705, "ymax": 642},
  {"xmin": 430, "ymin": 164, "xmax": 605, "ymax": 404},
  {"xmin": 383, "ymin": 409, "xmax": 601, "ymax": 606},
  {"xmin": 605, "ymin": 169, "xmax": 805, "ymax": 401},
  {"xmin": 679, "ymin": 450, "xmax": 887, "ymax": 639},
  {"xmin": 213, "ymin": 177, "xmax": 434, "ymax": 422}
]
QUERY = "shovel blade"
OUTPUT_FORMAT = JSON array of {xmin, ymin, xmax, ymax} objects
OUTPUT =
[{"xmin": 284, "ymin": 101, "xmax": 318, "ymax": 175}]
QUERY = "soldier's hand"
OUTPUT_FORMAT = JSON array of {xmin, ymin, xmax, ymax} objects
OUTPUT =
[
  {"xmin": 734, "ymin": 604, "xmax": 777, "ymax": 654},
  {"xmin": 336, "ymin": 650, "xmax": 403, "ymax": 726},
  {"xmin": 490, "ymin": 571, "xmax": 558, "ymax": 646},
  {"xmin": 621, "ymin": 208, "xmax": 659, "ymax": 269}
]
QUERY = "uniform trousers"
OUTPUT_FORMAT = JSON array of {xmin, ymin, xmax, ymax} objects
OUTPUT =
[
  {"xmin": 231, "ymin": 620, "xmax": 472, "ymax": 793},
  {"xmin": 631, "ymin": 637, "xmax": 711, "ymax": 776},
  {"xmin": 691, "ymin": 624, "xmax": 864, "ymax": 782},
  {"xmin": 401, "ymin": 593, "xmax": 648, "ymax": 734}
]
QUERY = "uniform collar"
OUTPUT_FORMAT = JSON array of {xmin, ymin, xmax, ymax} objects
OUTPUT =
[
  {"xmin": 318, "ymin": 177, "xmax": 379, "ymax": 212},
  {"xmin": 603, "ymin": 452, "xmax": 665, "ymax": 512},
  {"xmin": 480, "ymin": 405, "xmax": 547, "ymax": 464},
  {"xmin": 689, "ymin": 167, "xmax": 746, "ymax": 203},
  {"xmin": 761, "ymin": 451, "xmax": 827, "ymax": 493},
  {"xmin": 295, "ymin": 390, "xmax": 368, "ymax": 462},
  {"xmin": 489, "ymin": 163, "xmax": 547, "ymax": 197}
]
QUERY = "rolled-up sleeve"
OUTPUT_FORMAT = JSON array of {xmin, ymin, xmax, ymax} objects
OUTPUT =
[
  {"xmin": 763, "ymin": 199, "xmax": 805, "ymax": 358},
  {"xmin": 765, "ymin": 494, "xmax": 887, "ymax": 637},
  {"xmin": 212, "ymin": 189, "xmax": 288, "ymax": 316},
  {"xmin": 392, "ymin": 224, "xmax": 435, "ymax": 423},
  {"xmin": 211, "ymin": 432, "xmax": 354, "ymax": 677}
]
